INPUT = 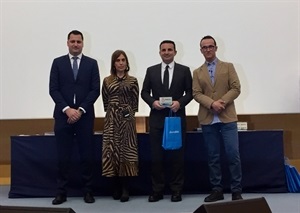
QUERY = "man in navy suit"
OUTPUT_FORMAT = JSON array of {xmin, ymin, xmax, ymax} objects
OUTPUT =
[
  {"xmin": 141, "ymin": 40, "xmax": 193, "ymax": 202},
  {"xmin": 49, "ymin": 30, "xmax": 100, "ymax": 205}
]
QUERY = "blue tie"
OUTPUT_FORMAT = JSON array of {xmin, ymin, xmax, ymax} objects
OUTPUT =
[{"xmin": 72, "ymin": 56, "xmax": 78, "ymax": 80}]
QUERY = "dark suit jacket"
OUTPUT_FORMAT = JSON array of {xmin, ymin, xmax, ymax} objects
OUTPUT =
[
  {"xmin": 49, "ymin": 54, "xmax": 100, "ymax": 119},
  {"xmin": 141, "ymin": 62, "xmax": 193, "ymax": 129}
]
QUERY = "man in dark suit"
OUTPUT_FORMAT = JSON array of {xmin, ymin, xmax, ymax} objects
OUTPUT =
[
  {"xmin": 141, "ymin": 40, "xmax": 193, "ymax": 202},
  {"xmin": 49, "ymin": 30, "xmax": 100, "ymax": 205}
]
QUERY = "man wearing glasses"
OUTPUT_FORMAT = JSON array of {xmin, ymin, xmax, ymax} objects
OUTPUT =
[{"xmin": 192, "ymin": 35, "xmax": 243, "ymax": 202}]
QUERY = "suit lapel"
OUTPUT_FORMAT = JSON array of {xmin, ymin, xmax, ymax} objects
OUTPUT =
[
  {"xmin": 75, "ymin": 54, "xmax": 85, "ymax": 81},
  {"xmin": 158, "ymin": 64, "xmax": 165, "ymax": 89},
  {"xmin": 169, "ymin": 63, "xmax": 176, "ymax": 91},
  {"xmin": 201, "ymin": 64, "xmax": 213, "ymax": 87},
  {"xmin": 63, "ymin": 55, "xmax": 75, "ymax": 80},
  {"xmin": 214, "ymin": 60, "xmax": 223, "ymax": 85}
]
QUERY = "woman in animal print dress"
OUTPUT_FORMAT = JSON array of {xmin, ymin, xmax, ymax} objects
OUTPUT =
[{"xmin": 101, "ymin": 50, "xmax": 139, "ymax": 202}]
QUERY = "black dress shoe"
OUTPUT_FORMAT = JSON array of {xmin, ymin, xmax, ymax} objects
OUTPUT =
[
  {"xmin": 84, "ymin": 192, "xmax": 95, "ymax": 203},
  {"xmin": 232, "ymin": 192, "xmax": 243, "ymax": 200},
  {"xmin": 148, "ymin": 192, "xmax": 163, "ymax": 202},
  {"xmin": 171, "ymin": 191, "xmax": 182, "ymax": 202},
  {"xmin": 52, "ymin": 194, "xmax": 67, "ymax": 205},
  {"xmin": 204, "ymin": 190, "xmax": 224, "ymax": 202}
]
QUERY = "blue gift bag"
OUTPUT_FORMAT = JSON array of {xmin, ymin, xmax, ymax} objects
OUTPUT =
[
  {"xmin": 285, "ymin": 164, "xmax": 300, "ymax": 193},
  {"xmin": 162, "ymin": 110, "xmax": 182, "ymax": 150}
]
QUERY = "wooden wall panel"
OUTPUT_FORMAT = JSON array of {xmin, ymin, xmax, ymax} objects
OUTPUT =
[{"xmin": 1, "ymin": 114, "xmax": 300, "ymax": 164}]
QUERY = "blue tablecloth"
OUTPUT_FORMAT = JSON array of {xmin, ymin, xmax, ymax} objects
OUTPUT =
[{"xmin": 9, "ymin": 130, "xmax": 287, "ymax": 198}]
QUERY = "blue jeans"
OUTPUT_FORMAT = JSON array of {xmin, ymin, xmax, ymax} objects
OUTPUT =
[{"xmin": 202, "ymin": 122, "xmax": 242, "ymax": 192}]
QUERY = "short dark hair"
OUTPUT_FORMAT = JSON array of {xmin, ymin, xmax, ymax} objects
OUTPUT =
[
  {"xmin": 159, "ymin": 40, "xmax": 176, "ymax": 50},
  {"xmin": 68, "ymin": 30, "xmax": 84, "ymax": 40},
  {"xmin": 200, "ymin": 35, "xmax": 217, "ymax": 47}
]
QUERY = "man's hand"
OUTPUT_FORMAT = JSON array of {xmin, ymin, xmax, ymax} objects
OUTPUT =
[
  {"xmin": 65, "ymin": 108, "xmax": 82, "ymax": 124},
  {"xmin": 170, "ymin": 101, "xmax": 180, "ymax": 113},
  {"xmin": 211, "ymin": 99, "xmax": 226, "ymax": 114},
  {"xmin": 152, "ymin": 100, "xmax": 165, "ymax": 110}
]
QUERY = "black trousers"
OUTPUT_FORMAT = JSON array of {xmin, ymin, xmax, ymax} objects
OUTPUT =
[
  {"xmin": 54, "ymin": 116, "xmax": 95, "ymax": 195},
  {"xmin": 149, "ymin": 127, "xmax": 186, "ymax": 193}
]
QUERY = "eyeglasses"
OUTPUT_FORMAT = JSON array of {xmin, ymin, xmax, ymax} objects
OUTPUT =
[{"xmin": 201, "ymin": 45, "xmax": 215, "ymax": 51}]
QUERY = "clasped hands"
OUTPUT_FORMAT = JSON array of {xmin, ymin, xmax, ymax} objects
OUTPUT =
[
  {"xmin": 152, "ymin": 100, "xmax": 180, "ymax": 112},
  {"xmin": 66, "ymin": 108, "xmax": 83, "ymax": 124},
  {"xmin": 211, "ymin": 99, "xmax": 226, "ymax": 114}
]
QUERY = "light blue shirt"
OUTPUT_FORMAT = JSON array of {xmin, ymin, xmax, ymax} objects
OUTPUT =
[{"xmin": 206, "ymin": 59, "xmax": 221, "ymax": 124}]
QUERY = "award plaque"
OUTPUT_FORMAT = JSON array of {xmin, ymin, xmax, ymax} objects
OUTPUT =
[{"xmin": 159, "ymin": 97, "xmax": 172, "ymax": 107}]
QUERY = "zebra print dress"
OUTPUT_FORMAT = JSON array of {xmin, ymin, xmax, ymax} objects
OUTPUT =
[{"xmin": 101, "ymin": 75, "xmax": 139, "ymax": 177}]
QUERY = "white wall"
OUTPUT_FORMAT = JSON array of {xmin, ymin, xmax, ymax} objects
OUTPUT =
[{"xmin": 1, "ymin": 0, "xmax": 299, "ymax": 119}]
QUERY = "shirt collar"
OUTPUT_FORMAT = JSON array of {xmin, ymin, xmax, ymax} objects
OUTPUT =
[
  {"xmin": 162, "ymin": 61, "xmax": 175, "ymax": 69},
  {"xmin": 206, "ymin": 58, "xmax": 218, "ymax": 66},
  {"xmin": 69, "ymin": 53, "xmax": 82, "ymax": 60}
]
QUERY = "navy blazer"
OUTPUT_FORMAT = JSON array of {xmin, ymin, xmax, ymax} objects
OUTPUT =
[
  {"xmin": 141, "ymin": 62, "xmax": 193, "ymax": 129},
  {"xmin": 49, "ymin": 54, "xmax": 100, "ymax": 119}
]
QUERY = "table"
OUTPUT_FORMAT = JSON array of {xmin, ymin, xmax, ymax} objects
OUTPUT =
[{"xmin": 9, "ymin": 131, "xmax": 287, "ymax": 198}]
